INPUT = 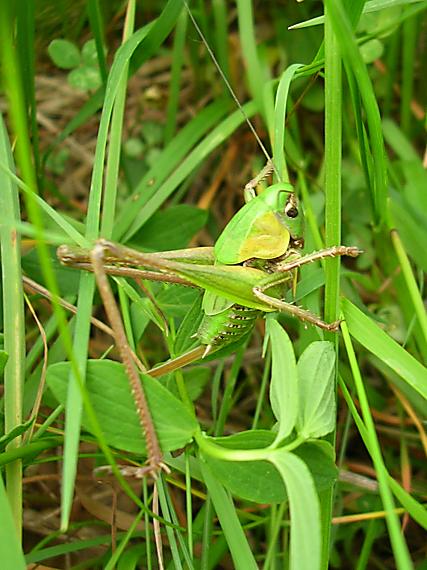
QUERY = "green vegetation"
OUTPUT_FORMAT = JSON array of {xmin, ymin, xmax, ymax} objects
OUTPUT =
[{"xmin": 0, "ymin": 1, "xmax": 426, "ymax": 568}]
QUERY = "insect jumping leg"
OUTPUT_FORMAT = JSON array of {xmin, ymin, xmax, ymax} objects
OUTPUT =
[{"xmin": 91, "ymin": 241, "xmax": 165, "ymax": 476}]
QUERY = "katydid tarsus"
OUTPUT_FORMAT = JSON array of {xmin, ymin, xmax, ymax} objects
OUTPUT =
[{"xmin": 55, "ymin": 11, "xmax": 362, "ymax": 476}]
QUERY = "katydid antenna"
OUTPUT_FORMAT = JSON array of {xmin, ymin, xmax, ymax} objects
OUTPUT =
[{"xmin": 181, "ymin": 0, "xmax": 282, "ymax": 183}]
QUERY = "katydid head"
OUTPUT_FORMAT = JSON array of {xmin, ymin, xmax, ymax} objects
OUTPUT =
[
  {"xmin": 214, "ymin": 179, "xmax": 304, "ymax": 264},
  {"xmin": 281, "ymin": 192, "xmax": 304, "ymax": 249},
  {"xmin": 267, "ymin": 184, "xmax": 304, "ymax": 249}
]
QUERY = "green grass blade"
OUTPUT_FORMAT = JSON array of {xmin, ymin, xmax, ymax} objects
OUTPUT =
[
  {"xmin": 0, "ymin": 114, "xmax": 26, "ymax": 536},
  {"xmin": 324, "ymin": 2, "xmax": 343, "ymax": 329},
  {"xmin": 114, "ymin": 100, "xmax": 229, "ymax": 240},
  {"xmin": 0, "ymin": 474, "xmax": 26, "ymax": 569},
  {"xmin": 341, "ymin": 321, "xmax": 415, "ymax": 569},
  {"xmin": 236, "ymin": 0, "xmax": 274, "ymax": 137},
  {"xmin": 86, "ymin": 0, "xmax": 108, "ymax": 84},
  {"xmin": 273, "ymin": 63, "xmax": 304, "ymax": 183},
  {"xmin": 16, "ymin": 1, "xmax": 40, "ymax": 182},
  {"xmin": 0, "ymin": 164, "xmax": 86, "ymax": 246},
  {"xmin": 269, "ymin": 451, "xmax": 321, "ymax": 570},
  {"xmin": 120, "ymin": 102, "xmax": 257, "ymax": 242},
  {"xmin": 400, "ymin": 14, "xmax": 417, "ymax": 133},
  {"xmin": 342, "ymin": 299, "xmax": 427, "ymax": 401},
  {"xmin": 321, "ymin": 7, "xmax": 343, "ymax": 564},
  {"xmin": 390, "ymin": 230, "xmax": 427, "ymax": 349},
  {"xmin": 200, "ymin": 460, "xmax": 258, "ymax": 570},
  {"xmin": 61, "ymin": 7, "xmax": 181, "ymax": 528},
  {"xmin": 212, "ymin": 0, "xmax": 230, "ymax": 82},
  {"xmin": 325, "ymin": 0, "xmax": 388, "ymax": 226},
  {"xmin": 339, "ymin": 376, "xmax": 427, "ymax": 530},
  {"xmin": 101, "ymin": 0, "xmax": 135, "ymax": 238}
]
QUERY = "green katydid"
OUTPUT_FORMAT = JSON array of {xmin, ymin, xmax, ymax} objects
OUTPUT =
[
  {"xmin": 58, "ymin": 174, "xmax": 360, "ymax": 364},
  {"xmin": 57, "ymin": 168, "xmax": 361, "ymax": 476},
  {"xmin": 57, "ymin": 177, "xmax": 360, "ymax": 477}
]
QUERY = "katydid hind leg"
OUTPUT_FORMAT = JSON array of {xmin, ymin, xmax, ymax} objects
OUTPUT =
[
  {"xmin": 253, "ymin": 287, "xmax": 341, "ymax": 331},
  {"xmin": 91, "ymin": 242, "xmax": 165, "ymax": 476}
]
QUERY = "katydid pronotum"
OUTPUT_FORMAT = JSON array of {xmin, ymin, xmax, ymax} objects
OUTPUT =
[{"xmin": 57, "ymin": 162, "xmax": 361, "ymax": 474}]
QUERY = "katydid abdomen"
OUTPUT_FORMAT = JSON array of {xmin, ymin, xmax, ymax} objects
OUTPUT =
[{"xmin": 196, "ymin": 303, "xmax": 260, "ymax": 353}]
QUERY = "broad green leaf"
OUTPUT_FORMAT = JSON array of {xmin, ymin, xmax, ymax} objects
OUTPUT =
[
  {"xmin": 203, "ymin": 431, "xmax": 286, "ymax": 503},
  {"xmin": 47, "ymin": 360, "xmax": 198, "ymax": 454},
  {"xmin": 359, "ymin": 38, "xmax": 384, "ymax": 62},
  {"xmin": 342, "ymin": 299, "xmax": 427, "ymax": 401},
  {"xmin": 174, "ymin": 293, "xmax": 203, "ymax": 354},
  {"xmin": 68, "ymin": 66, "xmax": 102, "ymax": 91},
  {"xmin": 22, "ymin": 247, "xmax": 81, "ymax": 297},
  {"xmin": 164, "ymin": 366, "xmax": 211, "ymax": 402},
  {"xmin": 81, "ymin": 39, "xmax": 102, "ymax": 67},
  {"xmin": 48, "ymin": 39, "xmax": 80, "ymax": 69},
  {"xmin": 266, "ymin": 318, "xmax": 298, "ymax": 442},
  {"xmin": 156, "ymin": 284, "xmax": 200, "ymax": 318},
  {"xmin": 297, "ymin": 341, "xmax": 336, "ymax": 439},
  {"xmin": 202, "ymin": 432, "xmax": 337, "ymax": 503},
  {"xmin": 269, "ymin": 451, "xmax": 321, "ymax": 570},
  {"xmin": 0, "ymin": 475, "xmax": 26, "ymax": 570}
]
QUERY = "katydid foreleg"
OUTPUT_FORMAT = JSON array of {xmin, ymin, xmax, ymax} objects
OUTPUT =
[
  {"xmin": 243, "ymin": 160, "xmax": 275, "ymax": 202},
  {"xmin": 253, "ymin": 245, "xmax": 362, "ymax": 331}
]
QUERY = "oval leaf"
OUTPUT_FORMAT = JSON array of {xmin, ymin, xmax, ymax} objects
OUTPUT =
[
  {"xmin": 266, "ymin": 318, "xmax": 298, "ymax": 441},
  {"xmin": 46, "ymin": 360, "xmax": 198, "ymax": 454},
  {"xmin": 296, "ymin": 341, "xmax": 336, "ymax": 439},
  {"xmin": 202, "ymin": 432, "xmax": 337, "ymax": 504},
  {"xmin": 47, "ymin": 39, "xmax": 80, "ymax": 69}
]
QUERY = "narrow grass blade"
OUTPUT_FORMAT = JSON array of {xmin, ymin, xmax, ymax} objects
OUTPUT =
[
  {"xmin": 269, "ymin": 451, "xmax": 321, "ymax": 570},
  {"xmin": 0, "ymin": 475, "xmax": 26, "ymax": 570},
  {"xmin": 325, "ymin": 0, "xmax": 388, "ymax": 225},
  {"xmin": 342, "ymin": 299, "xmax": 427, "ymax": 401},
  {"xmin": 341, "ymin": 321, "xmax": 414, "ymax": 569},
  {"xmin": 164, "ymin": 7, "xmax": 188, "ymax": 144},
  {"xmin": 236, "ymin": 0, "xmax": 274, "ymax": 136},
  {"xmin": 0, "ymin": 114, "xmax": 26, "ymax": 536},
  {"xmin": 339, "ymin": 376, "xmax": 427, "ymax": 530},
  {"xmin": 200, "ymin": 460, "xmax": 258, "ymax": 570},
  {"xmin": 273, "ymin": 63, "xmax": 304, "ymax": 182}
]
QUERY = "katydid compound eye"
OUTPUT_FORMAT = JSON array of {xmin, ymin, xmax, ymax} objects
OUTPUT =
[
  {"xmin": 284, "ymin": 194, "xmax": 299, "ymax": 218},
  {"xmin": 285, "ymin": 206, "xmax": 298, "ymax": 218}
]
